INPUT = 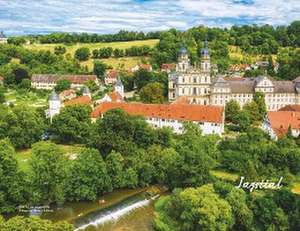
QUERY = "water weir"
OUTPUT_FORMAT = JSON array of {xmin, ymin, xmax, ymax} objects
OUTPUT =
[{"xmin": 74, "ymin": 194, "xmax": 159, "ymax": 231}]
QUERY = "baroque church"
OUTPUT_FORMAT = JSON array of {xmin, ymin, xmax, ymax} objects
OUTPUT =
[{"xmin": 168, "ymin": 41, "xmax": 300, "ymax": 111}]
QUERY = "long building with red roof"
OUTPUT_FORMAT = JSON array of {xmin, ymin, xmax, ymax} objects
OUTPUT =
[
  {"xmin": 91, "ymin": 102, "xmax": 224, "ymax": 135},
  {"xmin": 262, "ymin": 111, "xmax": 300, "ymax": 139}
]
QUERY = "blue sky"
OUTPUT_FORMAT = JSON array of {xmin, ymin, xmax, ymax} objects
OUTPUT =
[{"xmin": 0, "ymin": 0, "xmax": 299, "ymax": 35}]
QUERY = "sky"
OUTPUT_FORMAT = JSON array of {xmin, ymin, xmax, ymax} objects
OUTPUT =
[{"xmin": 0, "ymin": 0, "xmax": 299, "ymax": 35}]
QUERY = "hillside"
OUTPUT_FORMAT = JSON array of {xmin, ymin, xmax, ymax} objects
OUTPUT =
[{"xmin": 24, "ymin": 39, "xmax": 159, "ymax": 70}]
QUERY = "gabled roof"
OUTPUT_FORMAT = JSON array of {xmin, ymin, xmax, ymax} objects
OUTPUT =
[
  {"xmin": 108, "ymin": 91, "xmax": 123, "ymax": 102},
  {"xmin": 161, "ymin": 63, "xmax": 176, "ymax": 70},
  {"xmin": 106, "ymin": 70, "xmax": 119, "ymax": 79},
  {"xmin": 64, "ymin": 95, "xmax": 92, "ymax": 106},
  {"xmin": 267, "ymin": 111, "xmax": 300, "ymax": 137},
  {"xmin": 91, "ymin": 102, "xmax": 224, "ymax": 123},
  {"xmin": 32, "ymin": 74, "xmax": 97, "ymax": 84},
  {"xmin": 279, "ymin": 105, "xmax": 300, "ymax": 112}
]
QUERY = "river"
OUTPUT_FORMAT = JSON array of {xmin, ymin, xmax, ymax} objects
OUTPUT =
[{"xmin": 32, "ymin": 186, "xmax": 164, "ymax": 231}]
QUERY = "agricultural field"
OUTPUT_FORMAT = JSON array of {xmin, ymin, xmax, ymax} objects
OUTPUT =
[{"xmin": 24, "ymin": 39, "xmax": 159, "ymax": 71}]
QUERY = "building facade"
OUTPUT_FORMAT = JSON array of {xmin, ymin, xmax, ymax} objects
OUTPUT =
[
  {"xmin": 91, "ymin": 102, "xmax": 224, "ymax": 135},
  {"xmin": 31, "ymin": 74, "xmax": 99, "ymax": 90},
  {"xmin": 169, "ymin": 43, "xmax": 300, "ymax": 111},
  {"xmin": 0, "ymin": 31, "xmax": 7, "ymax": 44}
]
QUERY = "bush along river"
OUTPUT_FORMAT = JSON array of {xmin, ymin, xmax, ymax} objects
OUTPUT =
[{"xmin": 17, "ymin": 186, "xmax": 167, "ymax": 231}]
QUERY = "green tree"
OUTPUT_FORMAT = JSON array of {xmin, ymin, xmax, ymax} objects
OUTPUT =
[
  {"xmin": 225, "ymin": 100, "xmax": 241, "ymax": 123},
  {"xmin": 253, "ymin": 92, "xmax": 267, "ymax": 120},
  {"xmin": 54, "ymin": 46, "xmax": 66, "ymax": 55},
  {"xmin": 0, "ymin": 215, "xmax": 73, "ymax": 231},
  {"xmin": 51, "ymin": 105, "xmax": 92, "ymax": 143},
  {"xmin": 0, "ymin": 87, "xmax": 5, "ymax": 103},
  {"xmin": 105, "ymin": 150, "xmax": 125, "ymax": 189},
  {"xmin": 0, "ymin": 139, "xmax": 26, "ymax": 213},
  {"xmin": 66, "ymin": 148, "xmax": 112, "ymax": 201},
  {"xmin": 18, "ymin": 79, "xmax": 31, "ymax": 90},
  {"xmin": 29, "ymin": 142, "xmax": 67, "ymax": 204},
  {"xmin": 243, "ymin": 101, "xmax": 261, "ymax": 124},
  {"xmin": 155, "ymin": 184, "xmax": 234, "ymax": 231},
  {"xmin": 134, "ymin": 69, "xmax": 153, "ymax": 89},
  {"xmin": 74, "ymin": 47, "xmax": 90, "ymax": 61},
  {"xmin": 139, "ymin": 82, "xmax": 165, "ymax": 104},
  {"xmin": 93, "ymin": 60, "xmax": 107, "ymax": 80},
  {"xmin": 4, "ymin": 106, "xmax": 45, "ymax": 149},
  {"xmin": 55, "ymin": 79, "xmax": 71, "ymax": 92}
]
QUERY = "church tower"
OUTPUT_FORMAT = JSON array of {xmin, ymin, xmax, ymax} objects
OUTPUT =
[
  {"xmin": 82, "ymin": 86, "xmax": 91, "ymax": 99},
  {"xmin": 200, "ymin": 38, "xmax": 211, "ymax": 73},
  {"xmin": 176, "ymin": 47, "xmax": 190, "ymax": 72},
  {"xmin": 49, "ymin": 90, "xmax": 61, "ymax": 122},
  {"xmin": 115, "ymin": 76, "xmax": 124, "ymax": 99}
]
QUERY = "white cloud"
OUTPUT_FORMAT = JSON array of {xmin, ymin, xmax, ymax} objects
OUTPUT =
[{"xmin": 0, "ymin": 0, "xmax": 299, "ymax": 35}]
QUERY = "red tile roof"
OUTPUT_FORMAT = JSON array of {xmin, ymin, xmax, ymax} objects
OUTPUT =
[
  {"xmin": 161, "ymin": 63, "xmax": 176, "ymax": 70},
  {"xmin": 108, "ymin": 91, "xmax": 123, "ymax": 102},
  {"xmin": 139, "ymin": 64, "xmax": 152, "ymax": 71},
  {"xmin": 32, "ymin": 74, "xmax": 97, "ymax": 84},
  {"xmin": 267, "ymin": 111, "xmax": 300, "ymax": 137},
  {"xmin": 91, "ymin": 102, "xmax": 224, "ymax": 123},
  {"xmin": 106, "ymin": 70, "xmax": 119, "ymax": 79},
  {"xmin": 64, "ymin": 95, "xmax": 92, "ymax": 106},
  {"xmin": 279, "ymin": 105, "xmax": 300, "ymax": 112}
]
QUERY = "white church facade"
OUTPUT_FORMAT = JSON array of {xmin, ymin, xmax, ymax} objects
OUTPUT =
[{"xmin": 169, "ymin": 41, "xmax": 300, "ymax": 111}]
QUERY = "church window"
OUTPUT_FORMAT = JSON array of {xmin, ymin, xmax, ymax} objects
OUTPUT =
[
  {"xmin": 194, "ymin": 77, "xmax": 197, "ymax": 83},
  {"xmin": 193, "ymin": 87, "xmax": 197, "ymax": 95}
]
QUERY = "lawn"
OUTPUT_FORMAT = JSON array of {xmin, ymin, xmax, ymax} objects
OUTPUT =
[
  {"xmin": 4, "ymin": 89, "xmax": 49, "ymax": 107},
  {"xmin": 210, "ymin": 170, "xmax": 239, "ymax": 182},
  {"xmin": 15, "ymin": 144, "xmax": 84, "ymax": 172}
]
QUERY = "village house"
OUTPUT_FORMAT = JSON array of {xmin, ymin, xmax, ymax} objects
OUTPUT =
[
  {"xmin": 59, "ymin": 89, "xmax": 77, "ymax": 101},
  {"xmin": 31, "ymin": 74, "xmax": 99, "ymax": 90},
  {"xmin": 169, "ymin": 41, "xmax": 300, "ymax": 111},
  {"xmin": 262, "ymin": 111, "xmax": 300, "ymax": 139},
  {"xmin": 105, "ymin": 70, "xmax": 119, "ymax": 85},
  {"xmin": 47, "ymin": 86, "xmax": 92, "ymax": 121},
  {"xmin": 130, "ymin": 64, "xmax": 152, "ymax": 72},
  {"xmin": 0, "ymin": 31, "xmax": 8, "ymax": 44},
  {"xmin": 91, "ymin": 102, "xmax": 224, "ymax": 135},
  {"xmin": 161, "ymin": 63, "xmax": 176, "ymax": 73},
  {"xmin": 96, "ymin": 77, "xmax": 124, "ymax": 104}
]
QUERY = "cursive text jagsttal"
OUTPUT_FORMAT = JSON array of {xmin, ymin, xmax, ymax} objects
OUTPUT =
[{"xmin": 236, "ymin": 176, "xmax": 283, "ymax": 192}]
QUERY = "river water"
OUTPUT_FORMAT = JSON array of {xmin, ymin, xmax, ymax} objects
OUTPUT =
[{"xmin": 36, "ymin": 187, "xmax": 163, "ymax": 231}]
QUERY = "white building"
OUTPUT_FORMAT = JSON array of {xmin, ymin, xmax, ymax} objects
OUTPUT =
[
  {"xmin": 169, "ymin": 41, "xmax": 300, "ymax": 111},
  {"xmin": 262, "ymin": 111, "xmax": 300, "ymax": 140},
  {"xmin": 91, "ymin": 102, "xmax": 224, "ymax": 135},
  {"xmin": 0, "ymin": 31, "xmax": 7, "ymax": 44},
  {"xmin": 47, "ymin": 91, "xmax": 61, "ymax": 122},
  {"xmin": 46, "ymin": 87, "xmax": 92, "ymax": 122},
  {"xmin": 31, "ymin": 74, "xmax": 99, "ymax": 90}
]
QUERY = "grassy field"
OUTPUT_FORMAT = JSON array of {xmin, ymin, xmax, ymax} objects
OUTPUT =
[
  {"xmin": 4, "ymin": 89, "xmax": 48, "ymax": 107},
  {"xmin": 15, "ymin": 144, "xmax": 84, "ymax": 172},
  {"xmin": 24, "ymin": 39, "xmax": 159, "ymax": 71}
]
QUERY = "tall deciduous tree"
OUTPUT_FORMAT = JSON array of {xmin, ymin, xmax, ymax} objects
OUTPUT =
[
  {"xmin": 139, "ymin": 82, "xmax": 165, "ymax": 104},
  {"xmin": 0, "ymin": 139, "xmax": 26, "ymax": 213},
  {"xmin": 29, "ymin": 142, "xmax": 67, "ymax": 204},
  {"xmin": 66, "ymin": 148, "xmax": 112, "ymax": 201}
]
